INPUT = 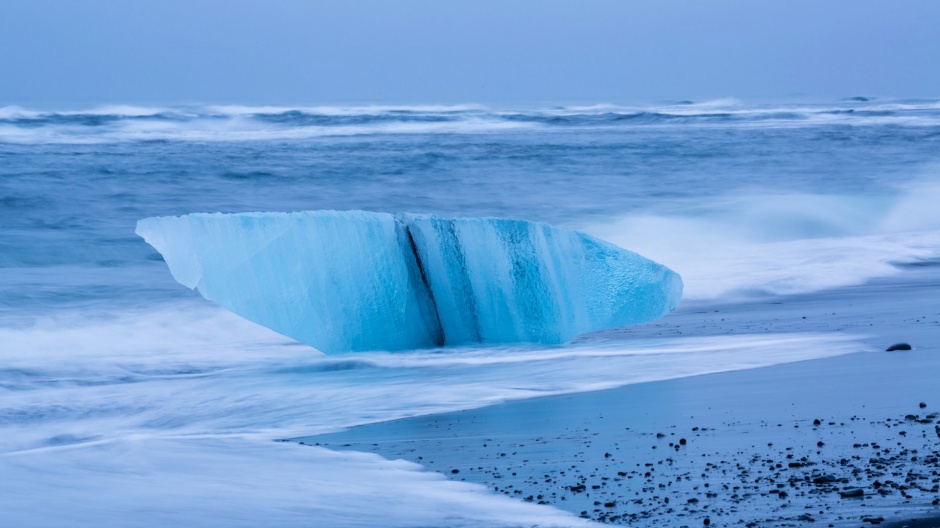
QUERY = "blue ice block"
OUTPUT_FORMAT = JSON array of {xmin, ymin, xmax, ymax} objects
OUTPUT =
[{"xmin": 137, "ymin": 211, "xmax": 682, "ymax": 353}]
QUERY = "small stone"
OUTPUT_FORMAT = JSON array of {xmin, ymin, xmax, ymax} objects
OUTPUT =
[
  {"xmin": 920, "ymin": 402, "xmax": 927, "ymax": 408},
  {"xmin": 886, "ymin": 343, "xmax": 912, "ymax": 351},
  {"xmin": 451, "ymin": 469, "xmax": 459, "ymax": 474},
  {"xmin": 703, "ymin": 518, "xmax": 711, "ymax": 526},
  {"xmin": 679, "ymin": 438, "xmax": 687, "ymax": 445},
  {"xmin": 840, "ymin": 488, "xmax": 864, "ymax": 498},
  {"xmin": 813, "ymin": 474, "xmax": 837, "ymax": 485}
]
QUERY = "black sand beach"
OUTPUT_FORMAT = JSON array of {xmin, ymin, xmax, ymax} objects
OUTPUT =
[{"xmin": 299, "ymin": 263, "xmax": 940, "ymax": 527}]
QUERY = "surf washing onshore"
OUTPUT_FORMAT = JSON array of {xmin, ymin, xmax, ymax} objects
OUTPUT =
[
  {"xmin": 305, "ymin": 262, "xmax": 940, "ymax": 527},
  {"xmin": 1, "ymin": 99, "xmax": 939, "ymax": 526}
]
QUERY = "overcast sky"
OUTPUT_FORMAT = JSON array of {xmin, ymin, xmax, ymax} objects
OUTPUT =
[{"xmin": 1, "ymin": 0, "xmax": 937, "ymax": 106}]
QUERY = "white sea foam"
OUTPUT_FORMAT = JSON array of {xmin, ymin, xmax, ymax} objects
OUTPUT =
[
  {"xmin": 0, "ymin": 304, "xmax": 862, "ymax": 438},
  {"xmin": 2, "ymin": 99, "xmax": 939, "ymax": 143},
  {"xmin": 0, "ymin": 296, "xmax": 863, "ymax": 526},
  {"xmin": 0, "ymin": 115, "xmax": 533, "ymax": 144},
  {"xmin": 58, "ymin": 105, "xmax": 176, "ymax": 117},
  {"xmin": 535, "ymin": 99, "xmax": 940, "ymax": 128},
  {"xmin": 206, "ymin": 103, "xmax": 489, "ymax": 116},
  {"xmin": 0, "ymin": 105, "xmax": 42, "ymax": 119},
  {"xmin": 0, "ymin": 436, "xmax": 590, "ymax": 528},
  {"xmin": 582, "ymin": 183, "xmax": 940, "ymax": 300}
]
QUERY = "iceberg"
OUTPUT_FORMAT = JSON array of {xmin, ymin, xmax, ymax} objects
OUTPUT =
[{"xmin": 137, "ymin": 211, "xmax": 682, "ymax": 353}]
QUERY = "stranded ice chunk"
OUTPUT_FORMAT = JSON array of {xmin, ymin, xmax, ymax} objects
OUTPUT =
[{"xmin": 137, "ymin": 211, "xmax": 682, "ymax": 353}]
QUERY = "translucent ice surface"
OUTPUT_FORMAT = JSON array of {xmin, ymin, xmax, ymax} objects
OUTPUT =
[{"xmin": 137, "ymin": 211, "xmax": 682, "ymax": 353}]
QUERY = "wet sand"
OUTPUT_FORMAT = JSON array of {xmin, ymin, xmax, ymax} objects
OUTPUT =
[{"xmin": 297, "ymin": 263, "xmax": 940, "ymax": 527}]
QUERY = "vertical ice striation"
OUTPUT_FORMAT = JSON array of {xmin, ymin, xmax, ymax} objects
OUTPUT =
[
  {"xmin": 402, "ymin": 215, "xmax": 683, "ymax": 346},
  {"xmin": 137, "ymin": 211, "xmax": 682, "ymax": 353}
]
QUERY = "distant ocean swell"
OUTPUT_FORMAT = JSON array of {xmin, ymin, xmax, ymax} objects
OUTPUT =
[{"xmin": 1, "ymin": 99, "xmax": 939, "ymax": 143}]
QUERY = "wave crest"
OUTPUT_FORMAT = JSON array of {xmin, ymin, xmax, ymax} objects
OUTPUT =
[{"xmin": 2, "ymin": 98, "xmax": 939, "ymax": 143}]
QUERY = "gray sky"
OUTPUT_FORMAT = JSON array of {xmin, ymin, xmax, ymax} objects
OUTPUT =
[{"xmin": 1, "ymin": 0, "xmax": 937, "ymax": 106}]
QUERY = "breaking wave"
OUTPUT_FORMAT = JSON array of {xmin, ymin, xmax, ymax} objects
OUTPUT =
[{"xmin": 2, "ymin": 98, "xmax": 939, "ymax": 143}]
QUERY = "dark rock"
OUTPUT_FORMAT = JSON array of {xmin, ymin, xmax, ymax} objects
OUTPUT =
[
  {"xmin": 886, "ymin": 343, "xmax": 912, "ymax": 351},
  {"xmin": 840, "ymin": 488, "xmax": 864, "ymax": 498},
  {"xmin": 920, "ymin": 402, "xmax": 927, "ymax": 408}
]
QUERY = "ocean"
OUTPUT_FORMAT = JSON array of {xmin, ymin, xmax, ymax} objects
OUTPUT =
[{"xmin": 2, "ymin": 98, "xmax": 940, "ymax": 526}]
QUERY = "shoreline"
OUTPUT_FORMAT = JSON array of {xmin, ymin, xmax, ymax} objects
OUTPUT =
[
  {"xmin": 298, "ymin": 265, "xmax": 940, "ymax": 526},
  {"xmin": 303, "ymin": 350, "xmax": 940, "ymax": 526}
]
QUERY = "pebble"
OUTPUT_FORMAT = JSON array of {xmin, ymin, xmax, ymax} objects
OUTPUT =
[
  {"xmin": 312, "ymin": 402, "xmax": 940, "ymax": 526},
  {"xmin": 886, "ymin": 343, "xmax": 912, "ymax": 351}
]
